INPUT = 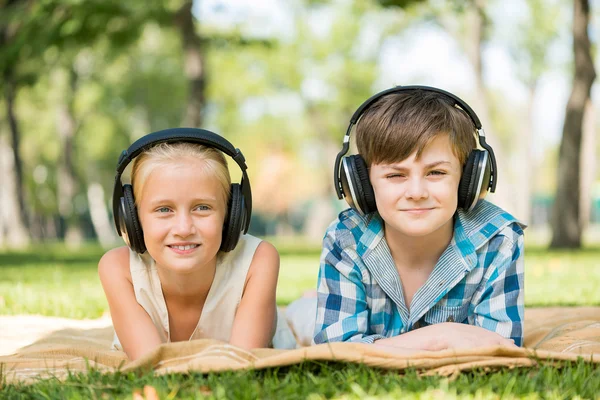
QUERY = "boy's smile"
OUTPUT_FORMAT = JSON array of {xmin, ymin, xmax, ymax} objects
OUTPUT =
[{"xmin": 368, "ymin": 134, "xmax": 462, "ymax": 240}]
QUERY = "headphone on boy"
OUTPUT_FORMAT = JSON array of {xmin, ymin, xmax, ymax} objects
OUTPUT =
[
  {"xmin": 112, "ymin": 127, "xmax": 252, "ymax": 254},
  {"xmin": 333, "ymin": 85, "xmax": 498, "ymax": 215}
]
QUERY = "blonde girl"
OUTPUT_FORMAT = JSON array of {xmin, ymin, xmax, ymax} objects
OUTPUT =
[{"xmin": 99, "ymin": 128, "xmax": 295, "ymax": 360}]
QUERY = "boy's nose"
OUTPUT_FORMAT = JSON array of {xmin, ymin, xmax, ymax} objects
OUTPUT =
[{"xmin": 405, "ymin": 177, "xmax": 429, "ymax": 199}]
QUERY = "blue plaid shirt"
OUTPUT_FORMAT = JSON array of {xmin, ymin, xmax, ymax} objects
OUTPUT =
[{"xmin": 313, "ymin": 200, "xmax": 526, "ymax": 346}]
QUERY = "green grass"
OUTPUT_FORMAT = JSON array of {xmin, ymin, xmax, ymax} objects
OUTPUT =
[
  {"xmin": 1, "ymin": 244, "xmax": 599, "ymax": 318},
  {"xmin": 1, "ymin": 244, "xmax": 600, "ymax": 398},
  {"xmin": 2, "ymin": 360, "xmax": 599, "ymax": 399}
]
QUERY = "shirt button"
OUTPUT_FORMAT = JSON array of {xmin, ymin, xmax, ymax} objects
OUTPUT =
[{"xmin": 400, "ymin": 328, "xmax": 406, "ymax": 333}]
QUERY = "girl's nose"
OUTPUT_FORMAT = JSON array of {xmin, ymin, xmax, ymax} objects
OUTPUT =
[{"xmin": 173, "ymin": 212, "xmax": 195, "ymax": 236}]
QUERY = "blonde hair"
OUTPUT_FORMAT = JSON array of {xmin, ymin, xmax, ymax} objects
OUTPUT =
[{"xmin": 131, "ymin": 142, "xmax": 231, "ymax": 213}]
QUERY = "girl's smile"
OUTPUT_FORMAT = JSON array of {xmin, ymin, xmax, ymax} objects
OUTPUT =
[{"xmin": 137, "ymin": 157, "xmax": 227, "ymax": 274}]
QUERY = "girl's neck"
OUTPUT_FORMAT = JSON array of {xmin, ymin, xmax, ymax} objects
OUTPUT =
[
  {"xmin": 384, "ymin": 219, "xmax": 454, "ymax": 270},
  {"xmin": 156, "ymin": 258, "xmax": 218, "ymax": 305}
]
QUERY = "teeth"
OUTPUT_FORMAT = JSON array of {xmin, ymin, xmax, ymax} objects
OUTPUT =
[{"xmin": 171, "ymin": 244, "xmax": 198, "ymax": 250}]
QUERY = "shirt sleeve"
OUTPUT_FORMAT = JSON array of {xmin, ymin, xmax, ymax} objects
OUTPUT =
[
  {"xmin": 472, "ymin": 224, "xmax": 525, "ymax": 346},
  {"xmin": 312, "ymin": 226, "xmax": 385, "ymax": 344}
]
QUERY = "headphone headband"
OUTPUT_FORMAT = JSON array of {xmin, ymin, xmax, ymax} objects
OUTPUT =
[
  {"xmin": 334, "ymin": 85, "xmax": 497, "ymax": 198},
  {"xmin": 112, "ymin": 127, "xmax": 252, "ymax": 236}
]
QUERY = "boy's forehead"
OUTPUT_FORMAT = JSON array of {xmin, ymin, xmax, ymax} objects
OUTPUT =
[{"xmin": 374, "ymin": 135, "xmax": 461, "ymax": 166}]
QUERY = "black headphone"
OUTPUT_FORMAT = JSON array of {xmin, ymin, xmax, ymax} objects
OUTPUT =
[
  {"xmin": 333, "ymin": 85, "xmax": 498, "ymax": 215},
  {"xmin": 112, "ymin": 127, "xmax": 252, "ymax": 254}
]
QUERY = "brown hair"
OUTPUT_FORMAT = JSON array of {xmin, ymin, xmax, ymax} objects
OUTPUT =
[
  {"xmin": 131, "ymin": 142, "xmax": 231, "ymax": 215},
  {"xmin": 355, "ymin": 89, "xmax": 477, "ymax": 166}
]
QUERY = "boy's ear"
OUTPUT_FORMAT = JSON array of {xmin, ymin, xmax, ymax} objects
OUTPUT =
[
  {"xmin": 341, "ymin": 155, "xmax": 377, "ymax": 215},
  {"xmin": 457, "ymin": 150, "xmax": 490, "ymax": 211}
]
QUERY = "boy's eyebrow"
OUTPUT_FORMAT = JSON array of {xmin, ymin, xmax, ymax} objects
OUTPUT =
[{"xmin": 386, "ymin": 161, "xmax": 452, "ymax": 170}]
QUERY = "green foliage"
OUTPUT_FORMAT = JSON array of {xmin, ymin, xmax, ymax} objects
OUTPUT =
[
  {"xmin": 2, "ymin": 359, "xmax": 600, "ymax": 399},
  {"xmin": 377, "ymin": 0, "xmax": 428, "ymax": 8},
  {"xmin": 0, "ymin": 0, "xmax": 169, "ymax": 83},
  {"xmin": 504, "ymin": 0, "xmax": 565, "ymax": 86}
]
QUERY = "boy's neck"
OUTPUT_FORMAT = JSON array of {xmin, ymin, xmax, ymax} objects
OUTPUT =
[{"xmin": 384, "ymin": 219, "xmax": 454, "ymax": 270}]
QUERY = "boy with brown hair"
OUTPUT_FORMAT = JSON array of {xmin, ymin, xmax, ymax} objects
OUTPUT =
[{"xmin": 313, "ymin": 86, "xmax": 525, "ymax": 350}]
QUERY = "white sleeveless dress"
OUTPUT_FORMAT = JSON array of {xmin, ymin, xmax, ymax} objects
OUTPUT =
[{"xmin": 112, "ymin": 234, "xmax": 297, "ymax": 350}]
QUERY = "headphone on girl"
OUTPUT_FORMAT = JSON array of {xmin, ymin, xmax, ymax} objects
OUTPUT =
[
  {"xmin": 112, "ymin": 127, "xmax": 252, "ymax": 254},
  {"xmin": 333, "ymin": 85, "xmax": 498, "ymax": 215}
]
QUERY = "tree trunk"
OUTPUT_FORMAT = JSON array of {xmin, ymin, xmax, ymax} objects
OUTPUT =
[
  {"xmin": 175, "ymin": 1, "xmax": 205, "ymax": 128},
  {"xmin": 4, "ymin": 73, "xmax": 31, "ymax": 232},
  {"xmin": 87, "ymin": 183, "xmax": 118, "ymax": 249},
  {"xmin": 579, "ymin": 99, "xmax": 595, "ymax": 230},
  {"xmin": 56, "ymin": 67, "xmax": 84, "ymax": 248},
  {"xmin": 514, "ymin": 84, "xmax": 538, "ymax": 225},
  {"xmin": 0, "ymin": 135, "xmax": 29, "ymax": 248},
  {"xmin": 549, "ymin": 0, "xmax": 596, "ymax": 248}
]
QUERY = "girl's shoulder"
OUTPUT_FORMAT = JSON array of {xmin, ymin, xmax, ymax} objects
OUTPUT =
[
  {"xmin": 98, "ymin": 246, "xmax": 132, "ymax": 284},
  {"xmin": 241, "ymin": 236, "xmax": 279, "ymax": 282}
]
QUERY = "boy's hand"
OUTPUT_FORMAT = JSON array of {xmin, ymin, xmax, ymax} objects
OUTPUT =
[
  {"xmin": 373, "ymin": 322, "xmax": 517, "ymax": 351},
  {"xmin": 433, "ymin": 322, "xmax": 517, "ymax": 350}
]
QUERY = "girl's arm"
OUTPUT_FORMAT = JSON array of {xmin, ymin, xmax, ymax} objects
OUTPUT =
[
  {"xmin": 98, "ymin": 247, "xmax": 162, "ymax": 360},
  {"xmin": 229, "ymin": 241, "xmax": 280, "ymax": 349}
]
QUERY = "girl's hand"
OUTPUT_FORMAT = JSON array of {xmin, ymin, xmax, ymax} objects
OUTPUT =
[
  {"xmin": 98, "ymin": 247, "xmax": 162, "ymax": 360},
  {"xmin": 229, "ymin": 241, "xmax": 280, "ymax": 349}
]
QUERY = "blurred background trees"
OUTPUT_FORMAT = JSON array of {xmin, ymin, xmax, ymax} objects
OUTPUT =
[{"xmin": 0, "ymin": 0, "xmax": 598, "ymax": 250}]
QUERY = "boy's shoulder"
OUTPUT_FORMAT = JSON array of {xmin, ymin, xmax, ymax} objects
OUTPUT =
[
  {"xmin": 455, "ymin": 200, "xmax": 526, "ymax": 252},
  {"xmin": 324, "ymin": 208, "xmax": 383, "ymax": 250}
]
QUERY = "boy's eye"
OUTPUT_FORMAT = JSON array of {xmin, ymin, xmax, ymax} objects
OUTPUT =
[
  {"xmin": 428, "ymin": 170, "xmax": 447, "ymax": 176},
  {"xmin": 195, "ymin": 204, "xmax": 211, "ymax": 211},
  {"xmin": 386, "ymin": 174, "xmax": 405, "ymax": 179},
  {"xmin": 156, "ymin": 207, "xmax": 171, "ymax": 213}
]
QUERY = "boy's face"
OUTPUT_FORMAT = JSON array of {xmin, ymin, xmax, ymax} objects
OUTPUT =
[{"xmin": 368, "ymin": 134, "xmax": 462, "ymax": 239}]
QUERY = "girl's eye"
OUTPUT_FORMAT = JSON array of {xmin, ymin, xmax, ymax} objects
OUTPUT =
[
  {"xmin": 195, "ymin": 205, "xmax": 211, "ymax": 211},
  {"xmin": 157, "ymin": 207, "xmax": 171, "ymax": 213}
]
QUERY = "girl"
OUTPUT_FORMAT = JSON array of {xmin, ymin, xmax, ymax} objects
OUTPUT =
[{"xmin": 99, "ymin": 128, "xmax": 296, "ymax": 360}]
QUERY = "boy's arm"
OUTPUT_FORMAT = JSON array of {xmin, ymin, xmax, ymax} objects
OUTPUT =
[
  {"xmin": 312, "ymin": 229, "xmax": 386, "ymax": 344},
  {"xmin": 472, "ymin": 226, "xmax": 525, "ymax": 346}
]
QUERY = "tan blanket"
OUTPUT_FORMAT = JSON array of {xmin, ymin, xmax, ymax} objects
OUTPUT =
[{"xmin": 1, "ymin": 307, "xmax": 599, "ymax": 383}]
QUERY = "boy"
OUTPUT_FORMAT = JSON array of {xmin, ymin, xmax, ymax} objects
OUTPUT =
[{"xmin": 313, "ymin": 86, "xmax": 525, "ymax": 350}]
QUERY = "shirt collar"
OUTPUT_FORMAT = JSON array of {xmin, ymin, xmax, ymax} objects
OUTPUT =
[{"xmin": 360, "ymin": 200, "xmax": 524, "ymax": 272}]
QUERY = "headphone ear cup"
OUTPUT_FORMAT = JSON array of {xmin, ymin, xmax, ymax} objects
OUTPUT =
[
  {"xmin": 221, "ymin": 183, "xmax": 244, "ymax": 252},
  {"xmin": 458, "ymin": 151, "xmax": 487, "ymax": 211},
  {"xmin": 122, "ymin": 184, "xmax": 146, "ymax": 254},
  {"xmin": 342, "ymin": 155, "xmax": 376, "ymax": 215}
]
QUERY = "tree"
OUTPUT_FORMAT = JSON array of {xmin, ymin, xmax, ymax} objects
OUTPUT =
[
  {"xmin": 549, "ymin": 0, "xmax": 595, "ymax": 248},
  {"xmin": 0, "ymin": 0, "xmax": 169, "ymax": 246},
  {"xmin": 506, "ymin": 0, "xmax": 563, "ymax": 224},
  {"xmin": 175, "ymin": 1, "xmax": 205, "ymax": 127}
]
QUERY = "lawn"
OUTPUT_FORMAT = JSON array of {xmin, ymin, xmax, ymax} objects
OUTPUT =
[
  {"xmin": 1, "ymin": 244, "xmax": 599, "ymax": 318},
  {"xmin": 1, "ymin": 243, "xmax": 599, "ymax": 399}
]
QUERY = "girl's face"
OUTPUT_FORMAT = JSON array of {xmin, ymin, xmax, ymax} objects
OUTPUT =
[{"xmin": 137, "ymin": 158, "xmax": 227, "ymax": 273}]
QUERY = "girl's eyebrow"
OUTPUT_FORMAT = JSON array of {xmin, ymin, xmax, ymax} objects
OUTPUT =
[{"xmin": 147, "ymin": 197, "xmax": 218, "ymax": 206}]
